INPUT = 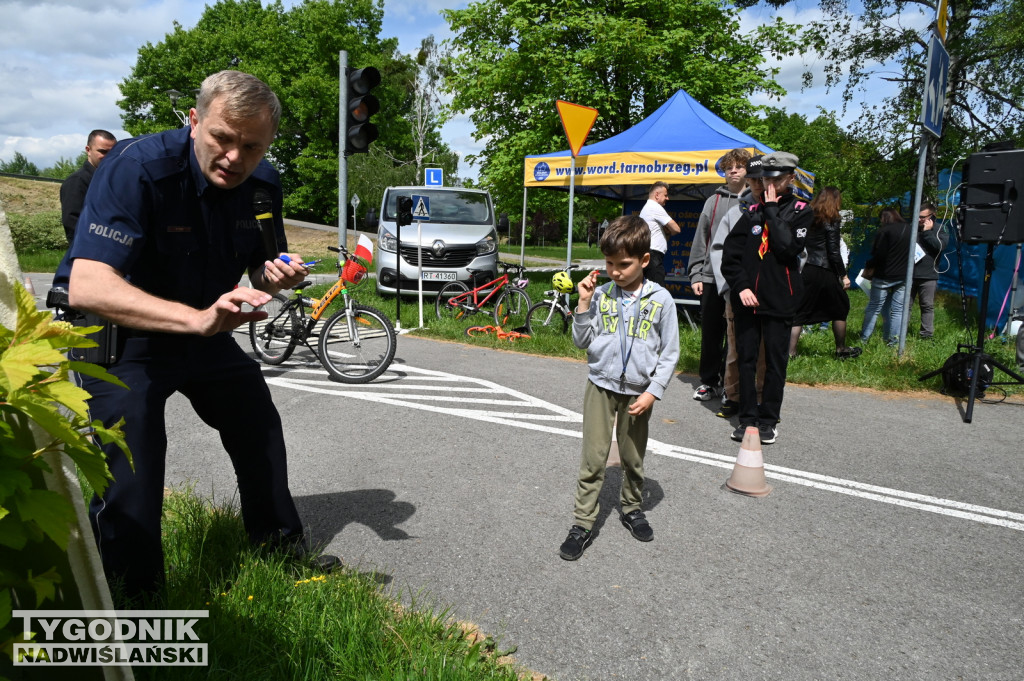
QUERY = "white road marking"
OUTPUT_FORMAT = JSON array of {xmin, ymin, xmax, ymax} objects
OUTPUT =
[{"xmin": 262, "ymin": 359, "xmax": 1024, "ymax": 532}]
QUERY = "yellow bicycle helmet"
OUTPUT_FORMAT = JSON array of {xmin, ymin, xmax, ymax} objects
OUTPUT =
[{"xmin": 552, "ymin": 271, "xmax": 574, "ymax": 294}]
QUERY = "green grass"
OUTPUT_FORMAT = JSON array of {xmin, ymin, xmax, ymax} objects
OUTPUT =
[
  {"xmin": 17, "ymin": 247, "xmax": 65, "ymax": 273},
  {"xmin": 119, "ymin": 487, "xmax": 529, "ymax": 681},
  {"xmin": 497, "ymin": 243, "xmax": 603, "ymax": 262}
]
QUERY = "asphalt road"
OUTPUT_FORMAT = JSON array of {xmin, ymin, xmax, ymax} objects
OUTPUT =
[{"xmin": 150, "ymin": 326, "xmax": 1024, "ymax": 681}]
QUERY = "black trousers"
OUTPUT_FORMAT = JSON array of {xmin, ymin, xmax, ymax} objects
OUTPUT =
[
  {"xmin": 733, "ymin": 312, "xmax": 791, "ymax": 427},
  {"xmin": 83, "ymin": 332, "xmax": 303, "ymax": 600},
  {"xmin": 643, "ymin": 250, "xmax": 666, "ymax": 286},
  {"xmin": 697, "ymin": 281, "xmax": 727, "ymax": 386}
]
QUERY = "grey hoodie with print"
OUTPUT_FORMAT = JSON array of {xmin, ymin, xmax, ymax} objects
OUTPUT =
[{"xmin": 572, "ymin": 280, "xmax": 680, "ymax": 399}]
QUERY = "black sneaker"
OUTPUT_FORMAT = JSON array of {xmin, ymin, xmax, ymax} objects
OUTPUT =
[
  {"xmin": 620, "ymin": 510, "xmax": 653, "ymax": 542},
  {"xmin": 731, "ymin": 424, "xmax": 750, "ymax": 442},
  {"xmin": 717, "ymin": 400, "xmax": 739, "ymax": 418},
  {"xmin": 758, "ymin": 423, "xmax": 778, "ymax": 444},
  {"xmin": 559, "ymin": 525, "xmax": 594, "ymax": 560}
]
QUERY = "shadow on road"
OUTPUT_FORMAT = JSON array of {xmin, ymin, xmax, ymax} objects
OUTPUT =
[
  {"xmin": 296, "ymin": 488, "xmax": 416, "ymax": 543},
  {"xmin": 592, "ymin": 469, "xmax": 665, "ymax": 534}
]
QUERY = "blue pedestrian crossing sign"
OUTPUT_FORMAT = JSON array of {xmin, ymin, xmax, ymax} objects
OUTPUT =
[
  {"xmin": 425, "ymin": 168, "xmax": 444, "ymax": 186},
  {"xmin": 411, "ymin": 194, "xmax": 430, "ymax": 221},
  {"xmin": 922, "ymin": 32, "xmax": 949, "ymax": 137}
]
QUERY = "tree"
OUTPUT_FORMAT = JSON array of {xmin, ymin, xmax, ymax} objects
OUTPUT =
[
  {"xmin": 117, "ymin": 0, "xmax": 454, "ymax": 224},
  {"xmin": 738, "ymin": 0, "xmax": 1024, "ymax": 190},
  {"xmin": 403, "ymin": 36, "xmax": 459, "ymax": 186},
  {"xmin": 440, "ymin": 0, "xmax": 802, "ymax": 224},
  {"xmin": 41, "ymin": 156, "xmax": 80, "ymax": 180},
  {"xmin": 747, "ymin": 108, "xmax": 915, "ymax": 207},
  {"xmin": 0, "ymin": 152, "xmax": 40, "ymax": 177}
]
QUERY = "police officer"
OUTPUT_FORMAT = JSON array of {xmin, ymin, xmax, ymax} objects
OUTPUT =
[{"xmin": 61, "ymin": 70, "xmax": 325, "ymax": 602}]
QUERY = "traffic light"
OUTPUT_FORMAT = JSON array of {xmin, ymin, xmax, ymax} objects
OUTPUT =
[
  {"xmin": 345, "ymin": 66, "xmax": 380, "ymax": 155},
  {"xmin": 396, "ymin": 196, "xmax": 413, "ymax": 227}
]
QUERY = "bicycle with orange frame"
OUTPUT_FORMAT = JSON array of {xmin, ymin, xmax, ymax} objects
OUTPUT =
[
  {"xmin": 248, "ymin": 244, "xmax": 396, "ymax": 383},
  {"xmin": 434, "ymin": 261, "xmax": 532, "ymax": 331}
]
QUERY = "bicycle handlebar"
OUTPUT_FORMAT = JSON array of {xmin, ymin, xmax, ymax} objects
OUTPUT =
[{"xmin": 498, "ymin": 261, "xmax": 527, "ymax": 275}]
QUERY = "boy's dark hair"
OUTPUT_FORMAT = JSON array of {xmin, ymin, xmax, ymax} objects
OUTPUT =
[{"xmin": 600, "ymin": 215, "xmax": 650, "ymax": 258}]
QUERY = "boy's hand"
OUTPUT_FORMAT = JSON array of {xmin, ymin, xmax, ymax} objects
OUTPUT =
[
  {"xmin": 739, "ymin": 288, "xmax": 759, "ymax": 307},
  {"xmin": 628, "ymin": 392, "xmax": 656, "ymax": 416},
  {"xmin": 576, "ymin": 270, "xmax": 600, "ymax": 311}
]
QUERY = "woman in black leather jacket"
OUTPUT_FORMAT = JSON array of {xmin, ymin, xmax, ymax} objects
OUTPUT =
[{"xmin": 789, "ymin": 187, "xmax": 861, "ymax": 359}]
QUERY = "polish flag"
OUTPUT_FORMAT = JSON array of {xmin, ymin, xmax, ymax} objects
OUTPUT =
[{"xmin": 343, "ymin": 233, "xmax": 374, "ymax": 283}]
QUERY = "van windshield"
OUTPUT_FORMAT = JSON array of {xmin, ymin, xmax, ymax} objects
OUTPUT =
[{"xmin": 384, "ymin": 190, "xmax": 492, "ymax": 226}]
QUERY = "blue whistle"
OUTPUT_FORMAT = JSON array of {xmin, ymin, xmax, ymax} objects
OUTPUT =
[{"xmin": 278, "ymin": 254, "xmax": 317, "ymax": 268}]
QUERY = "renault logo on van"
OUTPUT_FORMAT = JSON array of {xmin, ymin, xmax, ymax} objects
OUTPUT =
[{"xmin": 431, "ymin": 240, "xmax": 447, "ymax": 258}]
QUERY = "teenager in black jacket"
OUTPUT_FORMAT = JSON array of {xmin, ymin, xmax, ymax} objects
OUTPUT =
[
  {"xmin": 860, "ymin": 209, "xmax": 912, "ymax": 344},
  {"xmin": 789, "ymin": 186, "xmax": 861, "ymax": 359},
  {"xmin": 722, "ymin": 151, "xmax": 810, "ymax": 445}
]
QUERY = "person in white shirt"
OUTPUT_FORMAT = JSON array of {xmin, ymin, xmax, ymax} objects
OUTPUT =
[{"xmin": 638, "ymin": 181, "xmax": 680, "ymax": 285}]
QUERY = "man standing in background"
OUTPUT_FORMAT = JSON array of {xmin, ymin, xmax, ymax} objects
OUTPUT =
[
  {"xmin": 639, "ymin": 181, "xmax": 680, "ymax": 285},
  {"xmin": 59, "ymin": 129, "xmax": 117, "ymax": 243},
  {"xmin": 910, "ymin": 202, "xmax": 948, "ymax": 339}
]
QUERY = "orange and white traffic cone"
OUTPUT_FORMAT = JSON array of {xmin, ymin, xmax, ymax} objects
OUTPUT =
[{"xmin": 723, "ymin": 426, "xmax": 772, "ymax": 497}]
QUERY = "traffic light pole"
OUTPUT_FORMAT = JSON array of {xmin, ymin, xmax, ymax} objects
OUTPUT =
[{"xmin": 338, "ymin": 50, "xmax": 348, "ymax": 253}]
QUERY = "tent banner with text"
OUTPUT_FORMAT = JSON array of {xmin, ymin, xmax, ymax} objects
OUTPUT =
[{"xmin": 524, "ymin": 149, "xmax": 814, "ymax": 198}]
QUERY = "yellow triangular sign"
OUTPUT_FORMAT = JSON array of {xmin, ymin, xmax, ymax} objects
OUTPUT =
[{"xmin": 556, "ymin": 100, "xmax": 598, "ymax": 157}]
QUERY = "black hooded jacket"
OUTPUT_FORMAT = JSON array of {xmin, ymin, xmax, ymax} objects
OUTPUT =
[{"xmin": 721, "ymin": 192, "xmax": 812, "ymax": 319}]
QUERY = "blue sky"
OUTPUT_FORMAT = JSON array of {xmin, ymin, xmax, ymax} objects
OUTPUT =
[{"xmin": 0, "ymin": 0, "xmax": 928, "ymax": 181}]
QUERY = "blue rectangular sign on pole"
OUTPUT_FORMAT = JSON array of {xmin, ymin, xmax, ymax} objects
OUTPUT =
[
  {"xmin": 922, "ymin": 32, "xmax": 949, "ymax": 137},
  {"xmin": 425, "ymin": 168, "xmax": 444, "ymax": 186}
]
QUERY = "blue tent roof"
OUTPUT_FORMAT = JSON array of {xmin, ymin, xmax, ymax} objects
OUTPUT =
[
  {"xmin": 526, "ymin": 90, "xmax": 786, "ymax": 200},
  {"xmin": 574, "ymin": 90, "xmax": 770, "ymax": 157}
]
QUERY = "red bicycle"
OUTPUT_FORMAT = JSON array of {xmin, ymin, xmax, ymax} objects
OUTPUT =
[{"xmin": 434, "ymin": 262, "xmax": 532, "ymax": 330}]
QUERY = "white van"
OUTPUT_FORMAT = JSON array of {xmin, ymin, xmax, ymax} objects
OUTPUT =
[{"xmin": 374, "ymin": 186, "xmax": 499, "ymax": 296}]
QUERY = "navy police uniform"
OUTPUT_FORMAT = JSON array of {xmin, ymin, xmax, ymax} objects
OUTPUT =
[
  {"xmin": 57, "ymin": 125, "xmax": 302, "ymax": 598},
  {"xmin": 721, "ymin": 193, "xmax": 810, "ymax": 429}
]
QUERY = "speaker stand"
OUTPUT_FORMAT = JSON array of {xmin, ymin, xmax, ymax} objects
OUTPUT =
[{"xmin": 919, "ymin": 243, "xmax": 1024, "ymax": 422}]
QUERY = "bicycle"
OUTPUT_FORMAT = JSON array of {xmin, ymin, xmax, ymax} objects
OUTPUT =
[
  {"xmin": 434, "ymin": 261, "xmax": 532, "ymax": 331},
  {"xmin": 248, "ymin": 244, "xmax": 396, "ymax": 384},
  {"xmin": 525, "ymin": 265, "xmax": 585, "ymax": 339}
]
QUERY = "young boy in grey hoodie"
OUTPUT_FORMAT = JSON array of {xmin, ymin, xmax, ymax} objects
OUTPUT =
[{"xmin": 559, "ymin": 215, "xmax": 680, "ymax": 561}]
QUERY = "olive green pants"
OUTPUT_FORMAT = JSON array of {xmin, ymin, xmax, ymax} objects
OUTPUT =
[{"xmin": 572, "ymin": 381, "xmax": 652, "ymax": 530}]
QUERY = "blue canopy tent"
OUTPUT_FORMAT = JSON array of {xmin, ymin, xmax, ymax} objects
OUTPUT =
[
  {"xmin": 519, "ymin": 89, "xmax": 814, "ymax": 310},
  {"xmin": 523, "ymin": 89, "xmax": 813, "ymax": 201}
]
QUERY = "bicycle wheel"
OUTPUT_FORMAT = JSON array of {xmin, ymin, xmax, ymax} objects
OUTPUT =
[
  {"xmin": 435, "ymin": 281, "xmax": 471, "ymax": 321},
  {"xmin": 249, "ymin": 293, "xmax": 299, "ymax": 364},
  {"xmin": 526, "ymin": 300, "xmax": 569, "ymax": 338},
  {"xmin": 493, "ymin": 287, "xmax": 531, "ymax": 330},
  {"xmin": 317, "ymin": 304, "xmax": 396, "ymax": 383}
]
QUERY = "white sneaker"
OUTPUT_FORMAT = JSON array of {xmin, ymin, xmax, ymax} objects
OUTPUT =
[{"xmin": 693, "ymin": 384, "xmax": 722, "ymax": 401}]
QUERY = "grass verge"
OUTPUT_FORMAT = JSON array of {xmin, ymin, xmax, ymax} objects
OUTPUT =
[{"xmin": 132, "ymin": 486, "xmax": 538, "ymax": 681}]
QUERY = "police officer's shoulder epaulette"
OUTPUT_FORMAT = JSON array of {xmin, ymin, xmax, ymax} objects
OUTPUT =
[{"xmin": 139, "ymin": 154, "xmax": 187, "ymax": 181}]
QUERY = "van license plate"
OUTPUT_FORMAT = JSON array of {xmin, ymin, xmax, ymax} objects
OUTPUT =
[{"xmin": 422, "ymin": 271, "xmax": 457, "ymax": 281}]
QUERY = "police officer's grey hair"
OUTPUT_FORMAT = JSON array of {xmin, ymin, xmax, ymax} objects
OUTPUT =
[{"xmin": 196, "ymin": 70, "xmax": 282, "ymax": 131}]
